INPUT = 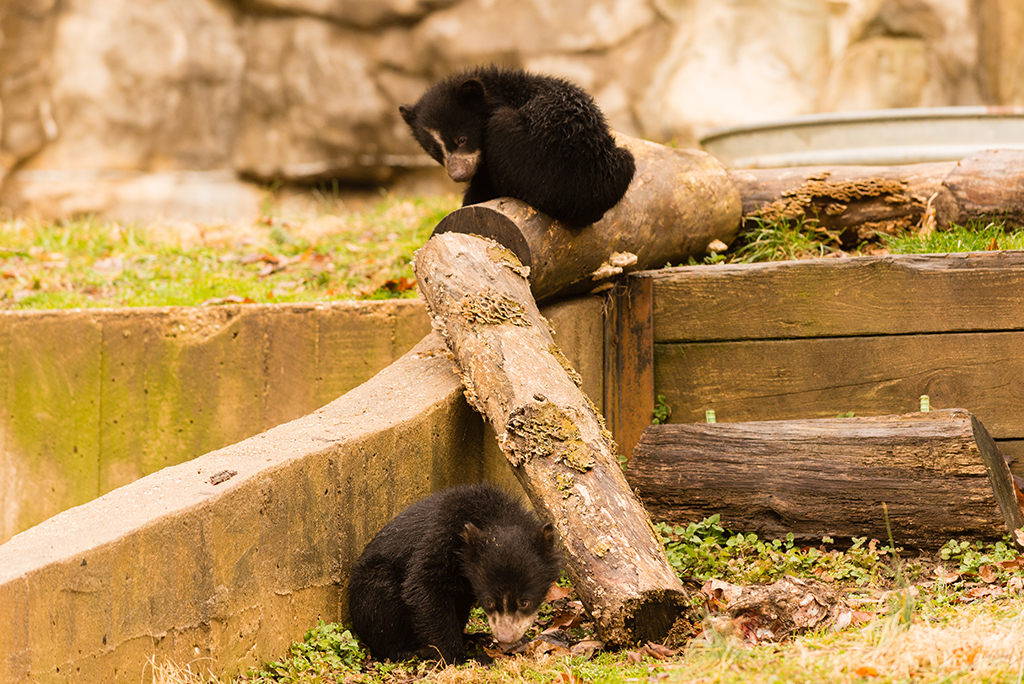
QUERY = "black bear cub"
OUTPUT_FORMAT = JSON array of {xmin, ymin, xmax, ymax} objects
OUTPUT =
[
  {"xmin": 399, "ymin": 65, "xmax": 636, "ymax": 228},
  {"xmin": 348, "ymin": 483, "xmax": 561, "ymax": 664}
]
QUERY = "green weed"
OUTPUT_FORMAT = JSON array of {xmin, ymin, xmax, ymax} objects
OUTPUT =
[
  {"xmin": 651, "ymin": 394, "xmax": 672, "ymax": 424},
  {"xmin": 657, "ymin": 515, "xmax": 899, "ymax": 586},
  {"xmin": 241, "ymin": 621, "xmax": 365, "ymax": 683}
]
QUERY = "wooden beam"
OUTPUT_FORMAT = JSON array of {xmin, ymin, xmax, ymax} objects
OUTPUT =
[
  {"xmin": 647, "ymin": 251, "xmax": 1024, "ymax": 344},
  {"xmin": 653, "ymin": 331, "xmax": 1024, "ymax": 439},
  {"xmin": 603, "ymin": 275, "xmax": 654, "ymax": 461},
  {"xmin": 626, "ymin": 410, "xmax": 1024, "ymax": 550}
]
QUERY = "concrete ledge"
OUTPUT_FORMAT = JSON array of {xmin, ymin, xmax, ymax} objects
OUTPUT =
[{"xmin": 0, "ymin": 296, "xmax": 604, "ymax": 683}]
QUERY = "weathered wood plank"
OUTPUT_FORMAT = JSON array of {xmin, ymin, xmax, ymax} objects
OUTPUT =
[
  {"xmin": 653, "ymin": 331, "xmax": 1024, "ymax": 438},
  {"xmin": 603, "ymin": 276, "xmax": 654, "ymax": 460},
  {"xmin": 647, "ymin": 252, "xmax": 1024, "ymax": 343},
  {"xmin": 626, "ymin": 410, "xmax": 1024, "ymax": 549}
]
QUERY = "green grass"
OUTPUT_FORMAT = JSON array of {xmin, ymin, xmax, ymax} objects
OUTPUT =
[
  {"xmin": 884, "ymin": 219, "xmax": 1024, "ymax": 254},
  {"xmin": 4, "ymin": 196, "xmax": 1023, "ymax": 310},
  {"xmin": 0, "ymin": 192, "xmax": 461, "ymax": 309}
]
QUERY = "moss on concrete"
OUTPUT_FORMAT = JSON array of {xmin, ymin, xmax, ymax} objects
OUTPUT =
[
  {"xmin": 0, "ymin": 300, "xmax": 433, "ymax": 543},
  {"xmin": 0, "ymin": 296, "xmax": 603, "ymax": 683}
]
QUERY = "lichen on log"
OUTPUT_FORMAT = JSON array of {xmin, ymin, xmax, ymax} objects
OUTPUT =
[{"xmin": 415, "ymin": 231, "xmax": 691, "ymax": 646}]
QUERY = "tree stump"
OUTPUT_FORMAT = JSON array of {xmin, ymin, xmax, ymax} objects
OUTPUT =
[
  {"xmin": 433, "ymin": 133, "xmax": 742, "ymax": 302},
  {"xmin": 414, "ymin": 231, "xmax": 689, "ymax": 646},
  {"xmin": 627, "ymin": 410, "xmax": 1024, "ymax": 550}
]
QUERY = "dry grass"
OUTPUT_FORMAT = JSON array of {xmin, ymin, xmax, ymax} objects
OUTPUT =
[{"xmin": 146, "ymin": 592, "xmax": 1024, "ymax": 684}]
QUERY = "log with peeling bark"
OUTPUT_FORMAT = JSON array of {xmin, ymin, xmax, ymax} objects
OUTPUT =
[
  {"xmin": 433, "ymin": 133, "xmax": 742, "ymax": 302},
  {"xmin": 627, "ymin": 409, "xmax": 1024, "ymax": 550},
  {"xmin": 414, "ymin": 231, "xmax": 690, "ymax": 647},
  {"xmin": 731, "ymin": 149, "xmax": 1024, "ymax": 241}
]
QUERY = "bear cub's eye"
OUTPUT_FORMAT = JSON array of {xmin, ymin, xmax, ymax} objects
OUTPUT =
[
  {"xmin": 456, "ymin": 135, "xmax": 468, "ymax": 147},
  {"xmin": 483, "ymin": 598, "xmax": 496, "ymax": 611},
  {"xmin": 518, "ymin": 598, "xmax": 531, "ymax": 611}
]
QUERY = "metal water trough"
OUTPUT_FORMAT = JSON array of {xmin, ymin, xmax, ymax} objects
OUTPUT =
[{"xmin": 700, "ymin": 106, "xmax": 1024, "ymax": 168}]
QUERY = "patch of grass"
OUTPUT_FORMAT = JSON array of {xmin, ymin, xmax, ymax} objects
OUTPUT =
[
  {"xmin": 0, "ymin": 192, "xmax": 461, "ymax": 309},
  {"xmin": 884, "ymin": 218, "xmax": 1024, "ymax": 254},
  {"xmin": 726, "ymin": 215, "xmax": 846, "ymax": 263}
]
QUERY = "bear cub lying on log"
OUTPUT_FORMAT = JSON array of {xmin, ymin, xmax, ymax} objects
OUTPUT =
[
  {"xmin": 348, "ymin": 483, "xmax": 562, "ymax": 664},
  {"xmin": 399, "ymin": 65, "xmax": 636, "ymax": 228}
]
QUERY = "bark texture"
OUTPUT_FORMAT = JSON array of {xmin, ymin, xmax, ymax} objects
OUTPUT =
[
  {"xmin": 414, "ymin": 231, "xmax": 689, "ymax": 646},
  {"xmin": 433, "ymin": 133, "xmax": 742, "ymax": 302},
  {"xmin": 731, "ymin": 149, "xmax": 1024, "ymax": 239},
  {"xmin": 627, "ymin": 410, "xmax": 1024, "ymax": 549}
]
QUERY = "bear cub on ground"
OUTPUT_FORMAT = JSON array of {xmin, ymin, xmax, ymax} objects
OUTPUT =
[
  {"xmin": 348, "ymin": 483, "xmax": 561, "ymax": 664},
  {"xmin": 399, "ymin": 65, "xmax": 636, "ymax": 228}
]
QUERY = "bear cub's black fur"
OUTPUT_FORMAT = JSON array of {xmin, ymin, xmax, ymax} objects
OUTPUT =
[
  {"xmin": 348, "ymin": 483, "xmax": 561, "ymax": 664},
  {"xmin": 399, "ymin": 65, "xmax": 636, "ymax": 228}
]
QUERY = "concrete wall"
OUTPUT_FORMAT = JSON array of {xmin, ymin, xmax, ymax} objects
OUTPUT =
[
  {"xmin": 0, "ymin": 300, "xmax": 432, "ymax": 544},
  {"xmin": 0, "ymin": 296, "xmax": 604, "ymax": 683}
]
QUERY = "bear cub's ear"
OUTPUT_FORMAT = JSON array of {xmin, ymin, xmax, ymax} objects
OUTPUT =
[
  {"xmin": 537, "ymin": 522, "xmax": 556, "ymax": 550},
  {"xmin": 457, "ymin": 78, "xmax": 487, "ymax": 107},
  {"xmin": 398, "ymin": 104, "xmax": 416, "ymax": 126},
  {"xmin": 462, "ymin": 521, "xmax": 485, "ymax": 547}
]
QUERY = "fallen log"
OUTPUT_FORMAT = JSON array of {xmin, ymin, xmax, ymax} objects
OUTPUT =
[
  {"xmin": 414, "ymin": 231, "xmax": 690, "ymax": 647},
  {"xmin": 731, "ymin": 149, "xmax": 1024, "ymax": 239},
  {"xmin": 627, "ymin": 409, "xmax": 1024, "ymax": 550},
  {"xmin": 433, "ymin": 133, "xmax": 742, "ymax": 302}
]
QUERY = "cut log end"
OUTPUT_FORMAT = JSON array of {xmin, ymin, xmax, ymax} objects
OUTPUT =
[{"xmin": 603, "ymin": 589, "xmax": 693, "ymax": 648}]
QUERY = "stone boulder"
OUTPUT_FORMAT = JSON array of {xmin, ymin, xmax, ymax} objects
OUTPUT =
[{"xmin": 0, "ymin": 0, "xmax": 1022, "ymax": 221}]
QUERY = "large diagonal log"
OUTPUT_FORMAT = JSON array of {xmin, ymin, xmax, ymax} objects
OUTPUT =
[
  {"xmin": 433, "ymin": 133, "xmax": 742, "ymax": 302},
  {"xmin": 414, "ymin": 231, "xmax": 689, "ymax": 647}
]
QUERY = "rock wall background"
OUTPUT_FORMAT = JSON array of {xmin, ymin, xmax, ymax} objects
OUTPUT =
[{"xmin": 0, "ymin": 0, "xmax": 1022, "ymax": 221}]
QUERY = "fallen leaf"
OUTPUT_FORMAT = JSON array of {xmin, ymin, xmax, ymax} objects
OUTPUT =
[
  {"xmin": 851, "ymin": 610, "xmax": 876, "ymax": 625},
  {"xmin": 967, "ymin": 584, "xmax": 1004, "ymax": 600},
  {"xmin": 381, "ymin": 277, "xmax": 416, "ymax": 293},
  {"xmin": 933, "ymin": 565, "xmax": 961, "ymax": 583},
  {"xmin": 639, "ymin": 642, "xmax": 675, "ymax": 659},
  {"xmin": 569, "ymin": 640, "xmax": 604, "ymax": 658},
  {"xmin": 546, "ymin": 584, "xmax": 574, "ymax": 602},
  {"xmin": 200, "ymin": 295, "xmax": 254, "ymax": 306},
  {"xmin": 855, "ymin": 665, "xmax": 879, "ymax": 677},
  {"xmin": 978, "ymin": 564, "xmax": 998, "ymax": 583},
  {"xmin": 544, "ymin": 609, "xmax": 584, "ymax": 631}
]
